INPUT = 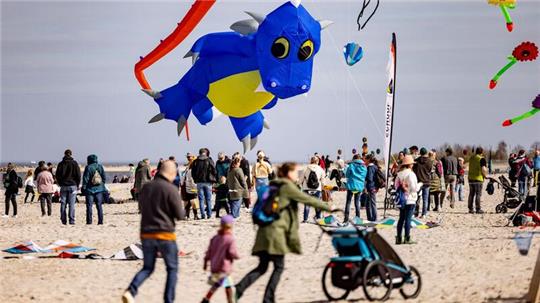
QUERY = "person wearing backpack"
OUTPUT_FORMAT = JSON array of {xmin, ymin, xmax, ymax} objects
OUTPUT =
[
  {"xmin": 191, "ymin": 148, "xmax": 217, "ymax": 219},
  {"xmin": 56, "ymin": 149, "xmax": 81, "ymax": 225},
  {"xmin": 395, "ymin": 155, "xmax": 423, "ymax": 244},
  {"xmin": 362, "ymin": 154, "xmax": 381, "ymax": 222},
  {"xmin": 300, "ymin": 156, "xmax": 326, "ymax": 223},
  {"xmin": 81, "ymin": 154, "xmax": 107, "ymax": 225},
  {"xmin": 343, "ymin": 154, "xmax": 367, "ymax": 223},
  {"xmin": 235, "ymin": 162, "xmax": 333, "ymax": 303},
  {"xmin": 2, "ymin": 163, "xmax": 20, "ymax": 218}
]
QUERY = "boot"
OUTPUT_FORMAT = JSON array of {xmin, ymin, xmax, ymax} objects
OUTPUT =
[
  {"xmin": 194, "ymin": 209, "xmax": 200, "ymax": 220},
  {"xmin": 404, "ymin": 236, "xmax": 416, "ymax": 245},
  {"xmin": 395, "ymin": 236, "xmax": 402, "ymax": 245}
]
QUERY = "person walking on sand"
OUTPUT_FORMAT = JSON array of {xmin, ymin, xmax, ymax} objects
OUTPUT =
[
  {"xmin": 252, "ymin": 151, "xmax": 273, "ymax": 192},
  {"xmin": 395, "ymin": 155, "xmax": 423, "ymax": 245},
  {"xmin": 343, "ymin": 154, "xmax": 367, "ymax": 223},
  {"xmin": 456, "ymin": 157, "xmax": 466, "ymax": 202},
  {"xmin": 122, "ymin": 161, "xmax": 185, "ymax": 303},
  {"xmin": 202, "ymin": 215, "xmax": 240, "ymax": 303},
  {"xmin": 234, "ymin": 162, "xmax": 333, "ymax": 303},
  {"xmin": 192, "ymin": 148, "xmax": 217, "ymax": 220},
  {"xmin": 300, "ymin": 156, "xmax": 326, "ymax": 223},
  {"xmin": 55, "ymin": 149, "xmax": 81, "ymax": 225},
  {"xmin": 227, "ymin": 158, "xmax": 248, "ymax": 219},
  {"xmin": 216, "ymin": 152, "xmax": 231, "ymax": 181},
  {"xmin": 429, "ymin": 151, "xmax": 445, "ymax": 212},
  {"xmin": 133, "ymin": 159, "xmax": 152, "ymax": 201},
  {"xmin": 81, "ymin": 154, "xmax": 107, "ymax": 225},
  {"xmin": 181, "ymin": 153, "xmax": 200, "ymax": 220},
  {"xmin": 441, "ymin": 147, "xmax": 458, "ymax": 207},
  {"xmin": 23, "ymin": 170, "xmax": 36, "ymax": 203},
  {"xmin": 413, "ymin": 148, "xmax": 432, "ymax": 218},
  {"xmin": 36, "ymin": 167, "xmax": 54, "ymax": 216},
  {"xmin": 468, "ymin": 147, "xmax": 487, "ymax": 214},
  {"xmin": 2, "ymin": 163, "xmax": 20, "ymax": 218},
  {"xmin": 362, "ymin": 154, "xmax": 380, "ymax": 222}
]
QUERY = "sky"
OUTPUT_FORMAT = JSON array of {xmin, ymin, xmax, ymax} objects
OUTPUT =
[{"xmin": 1, "ymin": 0, "xmax": 539, "ymax": 163}]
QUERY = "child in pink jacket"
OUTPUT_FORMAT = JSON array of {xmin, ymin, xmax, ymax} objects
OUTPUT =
[{"xmin": 202, "ymin": 215, "xmax": 239, "ymax": 303}]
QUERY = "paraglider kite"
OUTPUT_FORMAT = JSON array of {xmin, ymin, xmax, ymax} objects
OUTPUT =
[
  {"xmin": 489, "ymin": 41, "xmax": 538, "ymax": 89},
  {"xmin": 502, "ymin": 94, "xmax": 540, "ymax": 127},
  {"xmin": 138, "ymin": 0, "xmax": 332, "ymax": 153},
  {"xmin": 343, "ymin": 42, "xmax": 364, "ymax": 66},
  {"xmin": 487, "ymin": 0, "xmax": 516, "ymax": 32}
]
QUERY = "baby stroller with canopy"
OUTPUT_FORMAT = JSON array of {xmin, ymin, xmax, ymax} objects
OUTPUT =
[
  {"xmin": 319, "ymin": 225, "xmax": 421, "ymax": 301},
  {"xmin": 490, "ymin": 176, "xmax": 524, "ymax": 213}
]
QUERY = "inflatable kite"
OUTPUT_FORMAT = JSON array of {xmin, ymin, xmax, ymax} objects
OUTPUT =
[
  {"xmin": 489, "ymin": 41, "xmax": 538, "ymax": 89},
  {"xmin": 139, "ymin": 0, "xmax": 332, "ymax": 153},
  {"xmin": 487, "ymin": 0, "xmax": 516, "ymax": 32},
  {"xmin": 343, "ymin": 42, "xmax": 364, "ymax": 66},
  {"xmin": 502, "ymin": 94, "xmax": 540, "ymax": 127}
]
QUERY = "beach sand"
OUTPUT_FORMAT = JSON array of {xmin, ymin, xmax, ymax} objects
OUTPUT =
[{"xmin": 0, "ymin": 179, "xmax": 536, "ymax": 303}]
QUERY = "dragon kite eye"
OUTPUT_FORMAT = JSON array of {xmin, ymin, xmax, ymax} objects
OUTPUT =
[
  {"xmin": 298, "ymin": 40, "xmax": 314, "ymax": 61},
  {"xmin": 271, "ymin": 37, "xmax": 290, "ymax": 59}
]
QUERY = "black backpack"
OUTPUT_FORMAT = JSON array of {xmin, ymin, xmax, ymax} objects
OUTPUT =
[
  {"xmin": 17, "ymin": 176, "xmax": 23, "ymax": 188},
  {"xmin": 374, "ymin": 168, "xmax": 386, "ymax": 189},
  {"xmin": 306, "ymin": 169, "xmax": 320, "ymax": 189}
]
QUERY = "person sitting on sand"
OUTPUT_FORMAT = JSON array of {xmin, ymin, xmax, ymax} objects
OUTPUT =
[
  {"xmin": 123, "ymin": 160, "xmax": 185, "ymax": 303},
  {"xmin": 202, "ymin": 215, "xmax": 240, "ymax": 303},
  {"xmin": 395, "ymin": 155, "xmax": 423, "ymax": 245},
  {"xmin": 234, "ymin": 162, "xmax": 333, "ymax": 303}
]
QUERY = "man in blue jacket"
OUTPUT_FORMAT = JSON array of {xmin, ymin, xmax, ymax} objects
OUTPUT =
[
  {"xmin": 344, "ymin": 154, "xmax": 367, "ymax": 223},
  {"xmin": 81, "ymin": 154, "xmax": 107, "ymax": 225},
  {"xmin": 362, "ymin": 154, "xmax": 379, "ymax": 222}
]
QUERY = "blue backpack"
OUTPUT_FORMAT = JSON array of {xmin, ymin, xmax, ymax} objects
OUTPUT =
[{"xmin": 252, "ymin": 183, "xmax": 284, "ymax": 226}]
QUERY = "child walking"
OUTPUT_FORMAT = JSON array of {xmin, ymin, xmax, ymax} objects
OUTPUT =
[
  {"xmin": 215, "ymin": 176, "xmax": 230, "ymax": 218},
  {"xmin": 24, "ymin": 170, "xmax": 36, "ymax": 203},
  {"xmin": 202, "ymin": 215, "xmax": 239, "ymax": 303}
]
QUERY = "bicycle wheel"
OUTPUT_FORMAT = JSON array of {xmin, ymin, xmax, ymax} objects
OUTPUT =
[
  {"xmin": 362, "ymin": 260, "xmax": 393, "ymax": 301},
  {"xmin": 400, "ymin": 265, "xmax": 422, "ymax": 299},
  {"xmin": 322, "ymin": 263, "xmax": 351, "ymax": 301}
]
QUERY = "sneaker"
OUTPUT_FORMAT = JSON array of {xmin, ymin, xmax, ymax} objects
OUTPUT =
[
  {"xmin": 476, "ymin": 210, "xmax": 485, "ymax": 214},
  {"xmin": 122, "ymin": 290, "xmax": 135, "ymax": 303},
  {"xmin": 395, "ymin": 236, "xmax": 402, "ymax": 245},
  {"xmin": 12, "ymin": 215, "xmax": 17, "ymax": 218},
  {"xmin": 1, "ymin": 215, "xmax": 8, "ymax": 218},
  {"xmin": 468, "ymin": 210, "xmax": 474, "ymax": 214}
]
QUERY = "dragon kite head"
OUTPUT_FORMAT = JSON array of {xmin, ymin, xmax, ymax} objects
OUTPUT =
[{"xmin": 242, "ymin": 1, "xmax": 332, "ymax": 99}]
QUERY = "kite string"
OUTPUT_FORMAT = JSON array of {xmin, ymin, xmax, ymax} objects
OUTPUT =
[{"xmin": 357, "ymin": 0, "xmax": 380, "ymax": 31}]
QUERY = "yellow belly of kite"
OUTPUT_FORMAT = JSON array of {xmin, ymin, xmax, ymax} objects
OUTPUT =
[{"xmin": 207, "ymin": 70, "xmax": 275, "ymax": 118}]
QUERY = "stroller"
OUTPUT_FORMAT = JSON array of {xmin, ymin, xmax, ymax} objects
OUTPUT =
[
  {"xmin": 319, "ymin": 225, "xmax": 421, "ymax": 301},
  {"xmin": 490, "ymin": 176, "xmax": 524, "ymax": 214}
]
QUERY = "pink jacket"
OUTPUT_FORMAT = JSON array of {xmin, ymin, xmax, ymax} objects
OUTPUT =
[
  {"xmin": 36, "ymin": 171, "xmax": 54, "ymax": 194},
  {"xmin": 204, "ymin": 231, "xmax": 239, "ymax": 274}
]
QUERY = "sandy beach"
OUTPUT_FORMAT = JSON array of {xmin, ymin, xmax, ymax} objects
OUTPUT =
[{"xmin": 0, "ymin": 177, "xmax": 535, "ymax": 303}]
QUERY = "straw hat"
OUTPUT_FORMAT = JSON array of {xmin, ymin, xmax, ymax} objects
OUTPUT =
[{"xmin": 401, "ymin": 155, "xmax": 415, "ymax": 166}]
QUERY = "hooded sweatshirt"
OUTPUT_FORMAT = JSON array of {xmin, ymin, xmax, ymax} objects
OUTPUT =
[
  {"xmin": 413, "ymin": 156, "xmax": 432, "ymax": 185},
  {"xmin": 82, "ymin": 154, "xmax": 107, "ymax": 195},
  {"xmin": 345, "ymin": 160, "xmax": 367, "ymax": 192}
]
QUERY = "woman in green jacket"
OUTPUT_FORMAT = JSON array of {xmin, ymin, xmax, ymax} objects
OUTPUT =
[{"xmin": 235, "ymin": 162, "xmax": 332, "ymax": 303}]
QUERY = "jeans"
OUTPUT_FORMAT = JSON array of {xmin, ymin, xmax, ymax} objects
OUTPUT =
[
  {"xmin": 128, "ymin": 239, "xmax": 178, "ymax": 303},
  {"xmin": 518, "ymin": 177, "xmax": 529, "ymax": 197},
  {"xmin": 197, "ymin": 183, "xmax": 213, "ymax": 219},
  {"xmin": 303, "ymin": 190, "xmax": 322, "ymax": 222},
  {"xmin": 442, "ymin": 175, "xmax": 456, "ymax": 203},
  {"xmin": 397, "ymin": 204, "xmax": 415, "ymax": 240},
  {"xmin": 60, "ymin": 185, "xmax": 77, "ymax": 224},
  {"xmin": 344, "ymin": 190, "xmax": 361, "ymax": 222},
  {"xmin": 215, "ymin": 199, "xmax": 230, "ymax": 218},
  {"xmin": 236, "ymin": 252, "xmax": 285, "ymax": 303},
  {"xmin": 468, "ymin": 181, "xmax": 483, "ymax": 212},
  {"xmin": 229, "ymin": 199, "xmax": 241, "ymax": 218},
  {"xmin": 40, "ymin": 193, "xmax": 52, "ymax": 216},
  {"xmin": 86, "ymin": 192, "xmax": 104, "ymax": 224},
  {"xmin": 363, "ymin": 190, "xmax": 377, "ymax": 222},
  {"xmin": 4, "ymin": 193, "xmax": 17, "ymax": 216},
  {"xmin": 419, "ymin": 184, "xmax": 430, "ymax": 216},
  {"xmin": 255, "ymin": 178, "xmax": 269, "ymax": 191},
  {"xmin": 456, "ymin": 183, "xmax": 464, "ymax": 201}
]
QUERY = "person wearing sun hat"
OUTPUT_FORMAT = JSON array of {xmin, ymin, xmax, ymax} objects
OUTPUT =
[
  {"xmin": 202, "ymin": 215, "xmax": 239, "ymax": 303},
  {"xmin": 395, "ymin": 155, "xmax": 423, "ymax": 245}
]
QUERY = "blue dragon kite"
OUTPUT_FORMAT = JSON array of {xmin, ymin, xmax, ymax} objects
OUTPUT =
[{"xmin": 143, "ymin": 0, "xmax": 332, "ymax": 153}]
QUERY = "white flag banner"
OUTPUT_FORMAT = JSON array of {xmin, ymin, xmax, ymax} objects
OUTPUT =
[{"xmin": 384, "ymin": 33, "xmax": 397, "ymax": 195}]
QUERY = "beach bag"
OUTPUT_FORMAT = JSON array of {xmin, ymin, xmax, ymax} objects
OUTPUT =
[
  {"xmin": 91, "ymin": 169, "xmax": 102, "ymax": 186},
  {"xmin": 395, "ymin": 186, "xmax": 407, "ymax": 208},
  {"xmin": 374, "ymin": 168, "xmax": 386, "ymax": 189},
  {"xmin": 306, "ymin": 169, "xmax": 320, "ymax": 189},
  {"xmin": 252, "ymin": 183, "xmax": 284, "ymax": 226},
  {"xmin": 522, "ymin": 163, "xmax": 532, "ymax": 177}
]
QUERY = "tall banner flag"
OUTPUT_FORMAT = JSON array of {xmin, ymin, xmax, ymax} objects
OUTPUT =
[{"xmin": 383, "ymin": 33, "xmax": 397, "ymax": 217}]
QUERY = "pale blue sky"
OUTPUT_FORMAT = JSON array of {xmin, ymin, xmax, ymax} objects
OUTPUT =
[{"xmin": 1, "ymin": 0, "xmax": 539, "ymax": 163}]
